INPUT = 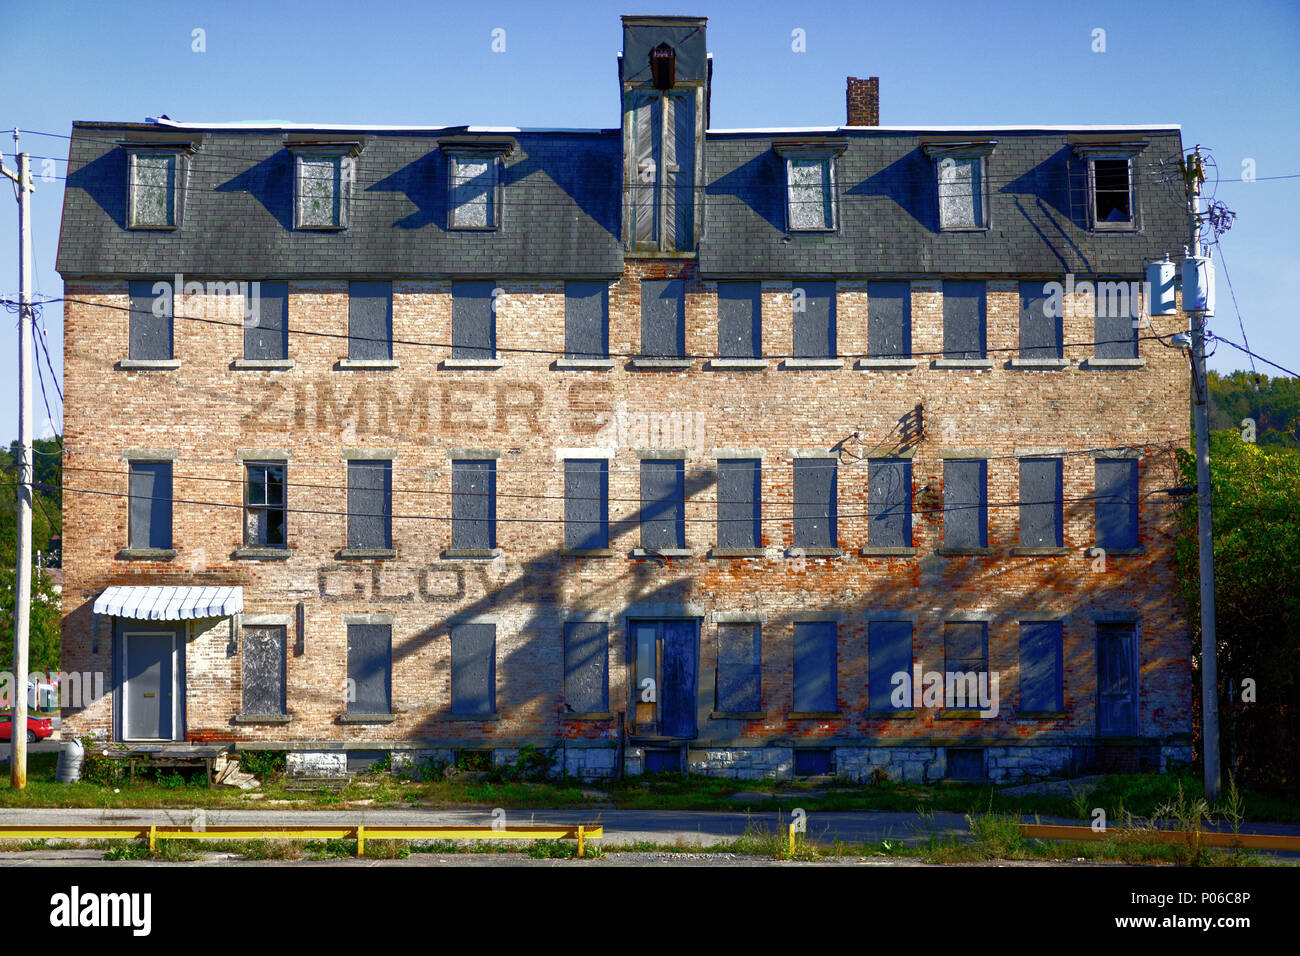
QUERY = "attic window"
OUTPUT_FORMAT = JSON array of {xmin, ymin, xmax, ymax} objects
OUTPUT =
[
  {"xmin": 441, "ymin": 139, "xmax": 514, "ymax": 231},
  {"xmin": 287, "ymin": 139, "xmax": 363, "ymax": 231},
  {"xmin": 774, "ymin": 140, "xmax": 846, "ymax": 233},
  {"xmin": 126, "ymin": 150, "xmax": 187, "ymax": 229},
  {"xmin": 923, "ymin": 141, "xmax": 995, "ymax": 231},
  {"xmin": 1073, "ymin": 142, "xmax": 1146, "ymax": 232}
]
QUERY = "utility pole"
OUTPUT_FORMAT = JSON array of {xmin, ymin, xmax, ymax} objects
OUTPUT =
[
  {"xmin": 2, "ymin": 134, "xmax": 34, "ymax": 788},
  {"xmin": 1186, "ymin": 145, "xmax": 1221, "ymax": 802}
]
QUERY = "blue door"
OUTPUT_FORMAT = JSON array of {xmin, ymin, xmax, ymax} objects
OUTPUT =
[{"xmin": 630, "ymin": 619, "xmax": 698, "ymax": 738}]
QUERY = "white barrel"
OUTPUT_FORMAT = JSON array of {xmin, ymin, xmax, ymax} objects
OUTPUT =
[
  {"xmin": 1180, "ymin": 255, "xmax": 1215, "ymax": 315},
  {"xmin": 1146, "ymin": 258, "xmax": 1177, "ymax": 315},
  {"xmin": 55, "ymin": 737, "xmax": 84, "ymax": 784}
]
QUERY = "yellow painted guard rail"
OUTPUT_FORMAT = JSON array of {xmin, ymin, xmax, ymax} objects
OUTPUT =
[
  {"xmin": 1018, "ymin": 823, "xmax": 1300, "ymax": 852},
  {"xmin": 0, "ymin": 823, "xmax": 603, "ymax": 858}
]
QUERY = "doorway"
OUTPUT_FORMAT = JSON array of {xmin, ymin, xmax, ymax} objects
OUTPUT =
[
  {"xmin": 122, "ymin": 629, "xmax": 180, "ymax": 741},
  {"xmin": 629, "ymin": 619, "xmax": 698, "ymax": 738}
]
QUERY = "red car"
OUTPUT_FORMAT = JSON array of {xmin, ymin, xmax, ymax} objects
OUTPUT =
[{"xmin": 0, "ymin": 713, "xmax": 54, "ymax": 743}]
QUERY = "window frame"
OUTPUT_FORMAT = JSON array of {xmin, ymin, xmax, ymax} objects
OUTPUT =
[
  {"xmin": 563, "ymin": 458, "xmax": 609, "ymax": 551},
  {"xmin": 345, "ymin": 458, "xmax": 393, "ymax": 552},
  {"xmin": 923, "ymin": 141, "xmax": 996, "ymax": 233},
  {"xmin": 1095, "ymin": 457, "xmax": 1140, "ymax": 550},
  {"xmin": 451, "ymin": 459, "xmax": 498, "ymax": 552},
  {"xmin": 127, "ymin": 459, "xmax": 174, "ymax": 551},
  {"xmin": 942, "ymin": 458, "xmax": 988, "ymax": 550},
  {"xmin": 716, "ymin": 457, "xmax": 762, "ymax": 551},
  {"xmin": 792, "ymin": 457, "xmax": 837, "ymax": 550},
  {"xmin": 564, "ymin": 620, "xmax": 611, "ymax": 715},
  {"xmin": 241, "ymin": 624, "xmax": 288, "ymax": 717},
  {"xmin": 291, "ymin": 148, "xmax": 354, "ymax": 231},
  {"xmin": 126, "ymin": 149, "xmax": 186, "ymax": 230},
  {"xmin": 450, "ymin": 621, "xmax": 497, "ymax": 716},
  {"xmin": 243, "ymin": 461, "xmax": 288, "ymax": 550},
  {"xmin": 715, "ymin": 621, "xmax": 762, "ymax": 715},
  {"xmin": 446, "ymin": 149, "xmax": 505, "ymax": 231},
  {"xmin": 1019, "ymin": 457, "xmax": 1064, "ymax": 548},
  {"xmin": 639, "ymin": 458, "xmax": 686, "ymax": 551},
  {"xmin": 1073, "ymin": 142, "xmax": 1146, "ymax": 233},
  {"xmin": 792, "ymin": 619, "xmax": 838, "ymax": 714},
  {"xmin": 773, "ymin": 140, "xmax": 845, "ymax": 234},
  {"xmin": 127, "ymin": 280, "xmax": 174, "ymax": 362}
]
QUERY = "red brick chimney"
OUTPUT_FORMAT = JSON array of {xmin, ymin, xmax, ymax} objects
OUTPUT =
[{"xmin": 846, "ymin": 76, "xmax": 879, "ymax": 126}]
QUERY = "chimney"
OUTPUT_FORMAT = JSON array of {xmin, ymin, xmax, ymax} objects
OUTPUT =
[{"xmin": 846, "ymin": 76, "xmax": 879, "ymax": 126}]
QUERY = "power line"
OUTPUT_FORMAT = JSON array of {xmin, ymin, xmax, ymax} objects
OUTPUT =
[{"xmin": 1209, "ymin": 331, "xmax": 1297, "ymax": 378}]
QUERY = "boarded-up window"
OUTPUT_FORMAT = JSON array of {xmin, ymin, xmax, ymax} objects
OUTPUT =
[
  {"xmin": 944, "ymin": 621, "xmax": 989, "ymax": 699},
  {"xmin": 347, "ymin": 623, "xmax": 391, "ymax": 714},
  {"xmin": 943, "ymin": 459, "xmax": 987, "ymax": 548},
  {"xmin": 452, "ymin": 460, "xmax": 496, "ymax": 550},
  {"xmin": 868, "ymin": 459, "xmax": 911, "ymax": 547},
  {"xmin": 564, "ymin": 459, "xmax": 608, "ymax": 550},
  {"xmin": 793, "ymin": 621, "xmax": 836, "ymax": 713},
  {"xmin": 1019, "ymin": 620, "xmax": 1063, "ymax": 712},
  {"xmin": 640, "ymin": 459, "xmax": 685, "ymax": 550},
  {"xmin": 717, "ymin": 281, "xmax": 761, "ymax": 359},
  {"xmin": 296, "ymin": 155, "xmax": 345, "ymax": 229},
  {"xmin": 641, "ymin": 278, "xmax": 685, "ymax": 358},
  {"xmin": 943, "ymin": 281, "xmax": 985, "ymax": 359},
  {"xmin": 628, "ymin": 90, "xmax": 696, "ymax": 252},
  {"xmin": 787, "ymin": 157, "xmax": 835, "ymax": 230},
  {"xmin": 1020, "ymin": 280, "xmax": 1062, "ymax": 360},
  {"xmin": 128, "ymin": 461, "xmax": 172, "ymax": 550},
  {"xmin": 1020, "ymin": 458, "xmax": 1063, "ymax": 547},
  {"xmin": 1095, "ymin": 458, "xmax": 1139, "ymax": 549},
  {"xmin": 348, "ymin": 281, "xmax": 392, "ymax": 360},
  {"xmin": 564, "ymin": 621, "xmax": 609, "ymax": 714},
  {"xmin": 245, "ymin": 281, "xmax": 288, "ymax": 360},
  {"xmin": 869, "ymin": 620, "xmax": 912, "ymax": 712},
  {"xmin": 793, "ymin": 282, "xmax": 835, "ymax": 359},
  {"xmin": 564, "ymin": 281, "xmax": 609, "ymax": 359},
  {"xmin": 1094, "ymin": 281, "xmax": 1139, "ymax": 358},
  {"xmin": 245, "ymin": 462, "xmax": 286, "ymax": 548},
  {"xmin": 451, "ymin": 622, "xmax": 496, "ymax": 715},
  {"xmin": 1097, "ymin": 622, "xmax": 1138, "ymax": 735},
  {"xmin": 128, "ymin": 152, "xmax": 179, "ymax": 228},
  {"xmin": 452, "ymin": 280, "xmax": 496, "ymax": 360},
  {"xmin": 128, "ymin": 280, "xmax": 173, "ymax": 361},
  {"xmin": 347, "ymin": 459, "xmax": 392, "ymax": 550},
  {"xmin": 937, "ymin": 155, "xmax": 985, "ymax": 229},
  {"xmin": 868, "ymin": 281, "xmax": 910, "ymax": 358},
  {"xmin": 717, "ymin": 458, "xmax": 760, "ymax": 550},
  {"xmin": 716, "ymin": 622, "xmax": 761, "ymax": 713},
  {"xmin": 793, "ymin": 458, "xmax": 836, "ymax": 549},
  {"xmin": 448, "ymin": 153, "xmax": 499, "ymax": 229},
  {"xmin": 242, "ymin": 625, "xmax": 286, "ymax": 716}
]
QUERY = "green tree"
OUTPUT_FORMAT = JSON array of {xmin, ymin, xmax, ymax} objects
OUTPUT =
[
  {"xmin": 0, "ymin": 566, "xmax": 61, "ymax": 677},
  {"xmin": 1208, "ymin": 370, "xmax": 1300, "ymax": 448},
  {"xmin": 1174, "ymin": 430, "xmax": 1300, "ymax": 791}
]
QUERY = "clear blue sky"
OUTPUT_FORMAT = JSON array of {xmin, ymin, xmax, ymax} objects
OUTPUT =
[{"xmin": 1, "ymin": 0, "xmax": 1296, "ymax": 443}]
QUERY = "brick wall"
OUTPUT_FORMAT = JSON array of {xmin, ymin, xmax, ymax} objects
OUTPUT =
[
  {"xmin": 846, "ymin": 76, "xmax": 880, "ymax": 126},
  {"xmin": 60, "ymin": 264, "xmax": 1193, "ymax": 754}
]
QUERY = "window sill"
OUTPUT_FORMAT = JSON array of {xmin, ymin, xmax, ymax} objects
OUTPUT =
[
  {"xmin": 119, "ymin": 359, "xmax": 180, "ymax": 371},
  {"xmin": 442, "ymin": 358, "xmax": 505, "ymax": 369},
  {"xmin": 1016, "ymin": 710, "xmax": 1068, "ymax": 719},
  {"xmin": 782, "ymin": 358, "xmax": 844, "ymax": 369},
  {"xmin": 564, "ymin": 711, "xmax": 615, "ymax": 720},
  {"xmin": 1096, "ymin": 546, "xmax": 1143, "ymax": 556},
  {"xmin": 937, "ymin": 709, "xmax": 993, "ymax": 719},
  {"xmin": 708, "ymin": 359, "xmax": 769, "ymax": 369},
  {"xmin": 786, "ymin": 711, "xmax": 844, "ymax": 720},
  {"xmin": 118, "ymin": 548, "xmax": 177, "ymax": 561},
  {"xmin": 233, "ymin": 714, "xmax": 292, "ymax": 725},
  {"xmin": 560, "ymin": 548, "xmax": 614, "ymax": 557},
  {"xmin": 856, "ymin": 358, "xmax": 918, "ymax": 370},
  {"xmin": 233, "ymin": 547, "xmax": 293, "ymax": 561},
  {"xmin": 128, "ymin": 223, "xmax": 180, "ymax": 232},
  {"xmin": 297, "ymin": 224, "xmax": 347, "ymax": 232},
  {"xmin": 1011, "ymin": 546, "xmax": 1071, "ymax": 557},
  {"xmin": 868, "ymin": 710, "xmax": 919, "ymax": 719},
  {"xmin": 860, "ymin": 546, "xmax": 919, "ymax": 557},
  {"xmin": 445, "ymin": 712, "xmax": 502, "ymax": 721},
  {"xmin": 232, "ymin": 359, "xmax": 294, "ymax": 370},
  {"xmin": 555, "ymin": 358, "xmax": 616, "ymax": 370},
  {"xmin": 710, "ymin": 711, "xmax": 766, "ymax": 720},
  {"xmin": 339, "ymin": 713, "xmax": 397, "ymax": 724},
  {"xmin": 337, "ymin": 359, "xmax": 399, "ymax": 370},
  {"xmin": 337, "ymin": 548, "xmax": 398, "ymax": 560},
  {"xmin": 936, "ymin": 547, "xmax": 994, "ymax": 556},
  {"xmin": 629, "ymin": 358, "xmax": 693, "ymax": 369},
  {"xmin": 709, "ymin": 547, "xmax": 767, "ymax": 558},
  {"xmin": 932, "ymin": 358, "xmax": 993, "ymax": 369},
  {"xmin": 1091, "ymin": 223, "xmax": 1138, "ymax": 233},
  {"xmin": 786, "ymin": 547, "xmax": 843, "ymax": 558},
  {"xmin": 441, "ymin": 548, "xmax": 503, "ymax": 560},
  {"xmin": 630, "ymin": 548, "xmax": 693, "ymax": 558},
  {"xmin": 1008, "ymin": 358, "xmax": 1069, "ymax": 369},
  {"xmin": 1084, "ymin": 358, "xmax": 1145, "ymax": 368}
]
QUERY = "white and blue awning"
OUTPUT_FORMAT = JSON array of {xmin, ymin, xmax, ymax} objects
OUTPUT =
[{"xmin": 93, "ymin": 585, "xmax": 243, "ymax": 620}]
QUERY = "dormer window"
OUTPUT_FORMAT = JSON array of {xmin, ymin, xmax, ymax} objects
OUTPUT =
[
  {"xmin": 923, "ymin": 140, "xmax": 995, "ymax": 231},
  {"xmin": 774, "ymin": 140, "xmax": 846, "ymax": 233},
  {"xmin": 286, "ymin": 137, "xmax": 364, "ymax": 231},
  {"xmin": 440, "ymin": 138, "xmax": 513, "ymax": 231},
  {"xmin": 1073, "ymin": 141, "xmax": 1146, "ymax": 232},
  {"xmin": 121, "ymin": 137, "xmax": 199, "ymax": 230}
]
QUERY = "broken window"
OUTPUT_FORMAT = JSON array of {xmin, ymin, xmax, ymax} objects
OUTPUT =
[
  {"xmin": 1019, "ymin": 620, "xmax": 1064, "ymax": 712},
  {"xmin": 793, "ymin": 621, "xmax": 837, "ymax": 713},
  {"xmin": 564, "ymin": 621, "xmax": 609, "ymax": 714},
  {"xmin": 937, "ymin": 156, "xmax": 985, "ymax": 229},
  {"xmin": 244, "ymin": 462, "xmax": 286, "ymax": 548},
  {"xmin": 1092, "ymin": 159, "xmax": 1133, "ymax": 226},
  {"xmin": 242, "ymin": 625, "xmax": 286, "ymax": 716},
  {"xmin": 787, "ymin": 157, "xmax": 836, "ymax": 230},
  {"xmin": 716, "ymin": 622, "xmax": 761, "ymax": 713}
]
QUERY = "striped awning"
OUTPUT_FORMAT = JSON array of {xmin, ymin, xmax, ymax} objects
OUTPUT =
[{"xmin": 93, "ymin": 585, "xmax": 243, "ymax": 620}]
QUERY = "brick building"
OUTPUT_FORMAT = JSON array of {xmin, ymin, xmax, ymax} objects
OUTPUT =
[{"xmin": 56, "ymin": 15, "xmax": 1195, "ymax": 782}]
